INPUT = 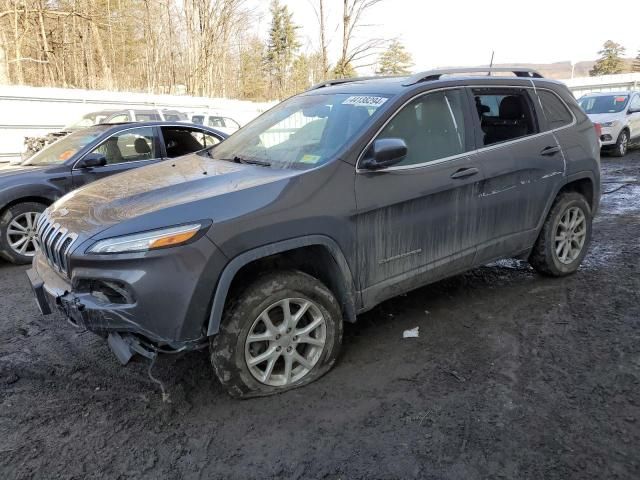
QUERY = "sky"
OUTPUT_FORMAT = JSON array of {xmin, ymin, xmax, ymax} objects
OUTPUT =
[{"xmin": 251, "ymin": 0, "xmax": 640, "ymax": 73}]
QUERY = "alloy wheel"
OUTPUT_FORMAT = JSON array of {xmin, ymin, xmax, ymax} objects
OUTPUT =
[
  {"xmin": 554, "ymin": 206, "xmax": 586, "ymax": 265},
  {"xmin": 7, "ymin": 212, "xmax": 41, "ymax": 257},
  {"xmin": 244, "ymin": 298, "xmax": 327, "ymax": 387},
  {"xmin": 619, "ymin": 132, "xmax": 628, "ymax": 156}
]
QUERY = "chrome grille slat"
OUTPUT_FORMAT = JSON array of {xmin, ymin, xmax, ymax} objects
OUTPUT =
[{"xmin": 35, "ymin": 211, "xmax": 78, "ymax": 276}]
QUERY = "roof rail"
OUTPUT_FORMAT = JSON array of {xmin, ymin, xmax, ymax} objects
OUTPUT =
[
  {"xmin": 307, "ymin": 75, "xmax": 401, "ymax": 91},
  {"xmin": 403, "ymin": 67, "xmax": 543, "ymax": 86}
]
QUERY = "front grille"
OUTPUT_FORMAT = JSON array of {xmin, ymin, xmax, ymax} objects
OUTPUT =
[{"xmin": 35, "ymin": 211, "xmax": 78, "ymax": 276}]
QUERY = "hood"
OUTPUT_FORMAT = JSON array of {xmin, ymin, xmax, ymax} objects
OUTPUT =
[
  {"xmin": 0, "ymin": 163, "xmax": 47, "ymax": 179},
  {"xmin": 47, "ymin": 153, "xmax": 299, "ymax": 238},
  {"xmin": 587, "ymin": 112, "xmax": 623, "ymax": 124}
]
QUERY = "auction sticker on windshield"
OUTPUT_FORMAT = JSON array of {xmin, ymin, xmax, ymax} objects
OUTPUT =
[{"xmin": 342, "ymin": 96, "xmax": 388, "ymax": 108}]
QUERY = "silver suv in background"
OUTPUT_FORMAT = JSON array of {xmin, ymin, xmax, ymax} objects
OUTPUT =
[
  {"xmin": 190, "ymin": 113, "xmax": 241, "ymax": 135},
  {"xmin": 578, "ymin": 91, "xmax": 640, "ymax": 156}
]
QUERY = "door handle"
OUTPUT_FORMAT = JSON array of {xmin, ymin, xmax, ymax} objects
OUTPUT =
[
  {"xmin": 540, "ymin": 145, "xmax": 561, "ymax": 156},
  {"xmin": 450, "ymin": 167, "xmax": 479, "ymax": 179}
]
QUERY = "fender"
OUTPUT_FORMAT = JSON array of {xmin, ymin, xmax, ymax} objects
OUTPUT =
[
  {"xmin": 206, "ymin": 235, "xmax": 358, "ymax": 336},
  {"xmin": 535, "ymin": 170, "xmax": 599, "ymax": 232},
  {"xmin": 0, "ymin": 185, "xmax": 58, "ymax": 213}
]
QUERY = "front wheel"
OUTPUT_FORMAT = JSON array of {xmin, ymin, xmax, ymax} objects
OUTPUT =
[
  {"xmin": 0, "ymin": 202, "xmax": 47, "ymax": 264},
  {"xmin": 210, "ymin": 270, "xmax": 343, "ymax": 398},
  {"xmin": 611, "ymin": 130, "xmax": 629, "ymax": 157},
  {"xmin": 529, "ymin": 192, "xmax": 592, "ymax": 276}
]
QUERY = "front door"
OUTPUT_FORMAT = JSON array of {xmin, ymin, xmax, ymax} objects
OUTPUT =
[
  {"xmin": 355, "ymin": 88, "xmax": 484, "ymax": 306},
  {"xmin": 628, "ymin": 94, "xmax": 640, "ymax": 142},
  {"xmin": 72, "ymin": 126, "xmax": 162, "ymax": 188}
]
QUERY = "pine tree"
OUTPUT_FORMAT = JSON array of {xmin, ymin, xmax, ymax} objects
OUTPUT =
[
  {"xmin": 590, "ymin": 40, "xmax": 627, "ymax": 76},
  {"xmin": 265, "ymin": 0, "xmax": 301, "ymax": 98},
  {"xmin": 333, "ymin": 60, "xmax": 357, "ymax": 79},
  {"xmin": 633, "ymin": 51, "xmax": 640, "ymax": 73},
  {"xmin": 376, "ymin": 40, "xmax": 413, "ymax": 75}
]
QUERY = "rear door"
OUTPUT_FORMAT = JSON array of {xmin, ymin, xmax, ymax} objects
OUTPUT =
[
  {"xmin": 355, "ymin": 88, "xmax": 484, "ymax": 302},
  {"xmin": 471, "ymin": 87, "xmax": 565, "ymax": 262},
  {"xmin": 72, "ymin": 126, "xmax": 163, "ymax": 188},
  {"xmin": 159, "ymin": 126, "xmax": 224, "ymax": 159}
]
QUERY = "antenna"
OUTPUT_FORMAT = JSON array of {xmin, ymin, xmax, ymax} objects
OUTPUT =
[{"xmin": 488, "ymin": 51, "xmax": 495, "ymax": 76}]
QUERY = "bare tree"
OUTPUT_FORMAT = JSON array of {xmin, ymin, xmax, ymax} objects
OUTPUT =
[{"xmin": 335, "ymin": 0, "xmax": 386, "ymax": 78}]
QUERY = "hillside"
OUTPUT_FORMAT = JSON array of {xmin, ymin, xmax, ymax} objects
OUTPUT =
[{"xmin": 491, "ymin": 59, "xmax": 636, "ymax": 79}]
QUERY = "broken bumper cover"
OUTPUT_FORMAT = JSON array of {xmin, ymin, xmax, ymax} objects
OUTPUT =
[{"xmin": 26, "ymin": 235, "xmax": 227, "ymax": 350}]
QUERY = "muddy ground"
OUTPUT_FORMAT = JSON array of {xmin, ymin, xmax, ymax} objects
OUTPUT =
[{"xmin": 1, "ymin": 154, "xmax": 639, "ymax": 480}]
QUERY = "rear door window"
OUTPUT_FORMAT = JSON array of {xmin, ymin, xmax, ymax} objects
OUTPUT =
[
  {"xmin": 537, "ymin": 90, "xmax": 573, "ymax": 130},
  {"xmin": 161, "ymin": 126, "xmax": 221, "ymax": 158},
  {"xmin": 473, "ymin": 88, "xmax": 538, "ymax": 146}
]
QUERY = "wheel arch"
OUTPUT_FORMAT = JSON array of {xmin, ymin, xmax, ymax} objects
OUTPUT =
[
  {"xmin": 206, "ymin": 235, "xmax": 358, "ymax": 336},
  {"xmin": 0, "ymin": 196, "xmax": 53, "ymax": 217},
  {"xmin": 534, "ymin": 172, "xmax": 599, "ymax": 234}
]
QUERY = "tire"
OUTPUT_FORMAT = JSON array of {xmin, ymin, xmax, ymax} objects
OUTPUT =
[
  {"xmin": 529, "ymin": 192, "xmax": 592, "ymax": 277},
  {"xmin": 611, "ymin": 130, "xmax": 629, "ymax": 157},
  {"xmin": 0, "ymin": 202, "xmax": 47, "ymax": 264},
  {"xmin": 210, "ymin": 270, "xmax": 343, "ymax": 398}
]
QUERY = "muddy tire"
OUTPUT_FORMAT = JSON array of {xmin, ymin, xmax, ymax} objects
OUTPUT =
[
  {"xmin": 611, "ymin": 130, "xmax": 629, "ymax": 157},
  {"xmin": 210, "ymin": 270, "xmax": 343, "ymax": 398},
  {"xmin": 529, "ymin": 192, "xmax": 592, "ymax": 277},
  {"xmin": 0, "ymin": 202, "xmax": 46, "ymax": 265}
]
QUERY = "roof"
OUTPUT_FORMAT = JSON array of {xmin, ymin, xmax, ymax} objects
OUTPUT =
[
  {"xmin": 82, "ymin": 121, "xmax": 229, "ymax": 138},
  {"xmin": 580, "ymin": 91, "xmax": 637, "ymax": 97},
  {"xmin": 304, "ymin": 67, "xmax": 554, "ymax": 96}
]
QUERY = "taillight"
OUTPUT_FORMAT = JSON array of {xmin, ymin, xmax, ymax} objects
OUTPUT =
[{"xmin": 594, "ymin": 122, "xmax": 602, "ymax": 138}]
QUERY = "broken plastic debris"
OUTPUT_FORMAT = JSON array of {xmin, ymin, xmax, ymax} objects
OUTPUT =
[{"xmin": 403, "ymin": 327, "xmax": 419, "ymax": 338}]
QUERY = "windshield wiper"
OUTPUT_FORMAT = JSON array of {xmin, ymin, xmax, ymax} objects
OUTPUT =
[{"xmin": 230, "ymin": 156, "xmax": 271, "ymax": 167}]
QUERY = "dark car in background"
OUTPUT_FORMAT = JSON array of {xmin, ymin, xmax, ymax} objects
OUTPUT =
[
  {"xmin": 27, "ymin": 68, "xmax": 600, "ymax": 398},
  {"xmin": 1, "ymin": 122, "xmax": 226, "ymax": 264}
]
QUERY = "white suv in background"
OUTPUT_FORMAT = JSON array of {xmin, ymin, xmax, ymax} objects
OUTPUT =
[
  {"xmin": 190, "ymin": 113, "xmax": 241, "ymax": 135},
  {"xmin": 578, "ymin": 91, "xmax": 640, "ymax": 156}
]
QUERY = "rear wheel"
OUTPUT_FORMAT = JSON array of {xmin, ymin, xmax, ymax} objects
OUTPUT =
[
  {"xmin": 0, "ymin": 202, "xmax": 46, "ymax": 264},
  {"xmin": 611, "ymin": 130, "xmax": 629, "ymax": 157},
  {"xmin": 529, "ymin": 192, "xmax": 592, "ymax": 276},
  {"xmin": 210, "ymin": 270, "xmax": 343, "ymax": 398}
]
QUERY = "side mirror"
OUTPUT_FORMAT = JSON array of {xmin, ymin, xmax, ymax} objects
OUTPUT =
[
  {"xmin": 360, "ymin": 138, "xmax": 408, "ymax": 171},
  {"xmin": 628, "ymin": 108, "xmax": 640, "ymax": 115},
  {"xmin": 77, "ymin": 153, "xmax": 107, "ymax": 169}
]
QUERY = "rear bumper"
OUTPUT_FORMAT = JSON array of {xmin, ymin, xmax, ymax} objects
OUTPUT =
[{"xmin": 27, "ymin": 235, "xmax": 227, "ymax": 348}]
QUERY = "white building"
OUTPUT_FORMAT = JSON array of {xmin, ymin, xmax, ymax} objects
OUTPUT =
[{"xmin": 562, "ymin": 73, "xmax": 640, "ymax": 98}]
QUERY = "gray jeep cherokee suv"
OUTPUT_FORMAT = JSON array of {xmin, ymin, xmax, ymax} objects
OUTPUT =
[{"xmin": 27, "ymin": 67, "xmax": 600, "ymax": 398}]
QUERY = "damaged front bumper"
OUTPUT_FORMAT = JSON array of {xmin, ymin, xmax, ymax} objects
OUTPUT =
[{"xmin": 26, "ymin": 237, "xmax": 226, "ymax": 363}]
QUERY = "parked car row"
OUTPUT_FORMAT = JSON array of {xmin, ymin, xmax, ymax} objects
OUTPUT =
[
  {"xmin": 1, "ymin": 122, "xmax": 227, "ymax": 263},
  {"xmin": 20, "ymin": 108, "xmax": 241, "ymax": 160},
  {"xmin": 578, "ymin": 90, "xmax": 640, "ymax": 156},
  {"xmin": 23, "ymin": 67, "xmax": 601, "ymax": 398}
]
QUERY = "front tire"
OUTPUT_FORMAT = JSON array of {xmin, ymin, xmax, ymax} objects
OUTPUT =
[
  {"xmin": 529, "ymin": 192, "xmax": 592, "ymax": 277},
  {"xmin": 210, "ymin": 270, "xmax": 343, "ymax": 398},
  {"xmin": 611, "ymin": 130, "xmax": 629, "ymax": 157},
  {"xmin": 0, "ymin": 202, "xmax": 47, "ymax": 264}
]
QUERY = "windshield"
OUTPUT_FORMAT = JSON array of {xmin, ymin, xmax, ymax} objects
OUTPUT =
[
  {"xmin": 24, "ymin": 126, "xmax": 108, "ymax": 166},
  {"xmin": 210, "ymin": 93, "xmax": 391, "ymax": 169},
  {"xmin": 579, "ymin": 95, "xmax": 629, "ymax": 114}
]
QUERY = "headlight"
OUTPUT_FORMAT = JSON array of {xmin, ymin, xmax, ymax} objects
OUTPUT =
[
  {"xmin": 600, "ymin": 121, "xmax": 619, "ymax": 127},
  {"xmin": 88, "ymin": 223, "xmax": 204, "ymax": 254}
]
